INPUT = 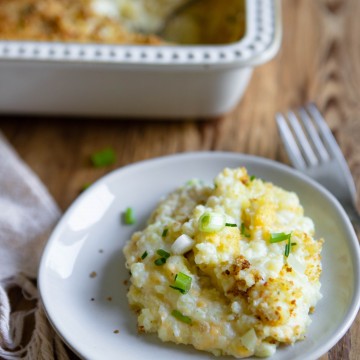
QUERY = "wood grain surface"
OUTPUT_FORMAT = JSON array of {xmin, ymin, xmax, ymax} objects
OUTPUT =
[{"xmin": 1, "ymin": 0, "xmax": 360, "ymax": 359}]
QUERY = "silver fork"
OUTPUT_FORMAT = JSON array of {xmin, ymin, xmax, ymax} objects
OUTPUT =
[{"xmin": 276, "ymin": 103, "xmax": 360, "ymax": 231}]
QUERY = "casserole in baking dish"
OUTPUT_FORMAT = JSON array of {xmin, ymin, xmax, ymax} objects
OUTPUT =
[
  {"xmin": 0, "ymin": 0, "xmax": 281, "ymax": 118},
  {"xmin": 0, "ymin": 0, "xmax": 245, "ymax": 45}
]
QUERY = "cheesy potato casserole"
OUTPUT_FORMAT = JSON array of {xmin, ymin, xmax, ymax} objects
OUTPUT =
[
  {"xmin": 0, "ymin": 0, "xmax": 245, "ymax": 45},
  {"xmin": 123, "ymin": 167, "xmax": 323, "ymax": 358},
  {"xmin": 0, "ymin": 0, "xmax": 162, "ymax": 44}
]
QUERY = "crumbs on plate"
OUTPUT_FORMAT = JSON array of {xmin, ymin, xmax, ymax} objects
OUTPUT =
[{"xmin": 123, "ymin": 167, "xmax": 324, "ymax": 358}]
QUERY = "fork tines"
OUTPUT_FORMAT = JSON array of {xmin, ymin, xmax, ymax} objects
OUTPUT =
[{"xmin": 275, "ymin": 103, "xmax": 342, "ymax": 170}]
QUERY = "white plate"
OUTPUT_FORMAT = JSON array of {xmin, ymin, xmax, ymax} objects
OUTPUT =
[{"xmin": 38, "ymin": 152, "xmax": 360, "ymax": 360}]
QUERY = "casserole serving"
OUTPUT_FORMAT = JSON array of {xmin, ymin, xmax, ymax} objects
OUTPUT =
[{"xmin": 0, "ymin": 0, "xmax": 282, "ymax": 118}]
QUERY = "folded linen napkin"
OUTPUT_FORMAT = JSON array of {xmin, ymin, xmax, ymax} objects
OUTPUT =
[{"xmin": 0, "ymin": 132, "xmax": 70, "ymax": 359}]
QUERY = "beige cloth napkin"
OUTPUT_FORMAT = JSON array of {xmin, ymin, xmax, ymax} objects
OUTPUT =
[{"xmin": 0, "ymin": 132, "xmax": 70, "ymax": 359}]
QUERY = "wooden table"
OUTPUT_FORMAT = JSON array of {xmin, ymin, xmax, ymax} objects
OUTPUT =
[{"xmin": 1, "ymin": 0, "xmax": 360, "ymax": 359}]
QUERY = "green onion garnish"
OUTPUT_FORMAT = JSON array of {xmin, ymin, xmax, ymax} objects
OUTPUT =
[
  {"xmin": 269, "ymin": 232, "xmax": 291, "ymax": 243},
  {"xmin": 269, "ymin": 232, "xmax": 293, "ymax": 257},
  {"xmin": 291, "ymin": 242, "xmax": 297, "ymax": 246},
  {"xmin": 81, "ymin": 182, "xmax": 91, "ymax": 191},
  {"xmin": 169, "ymin": 272, "xmax": 192, "ymax": 294},
  {"xmin": 154, "ymin": 249, "xmax": 170, "ymax": 266},
  {"xmin": 162, "ymin": 228, "xmax": 168, "ymax": 237},
  {"xmin": 225, "ymin": 223, "xmax": 237, "ymax": 227},
  {"xmin": 198, "ymin": 212, "xmax": 225, "ymax": 232},
  {"xmin": 240, "ymin": 223, "xmax": 251, "ymax": 238},
  {"xmin": 285, "ymin": 240, "xmax": 291, "ymax": 257},
  {"xmin": 250, "ymin": 175, "xmax": 256, "ymax": 181},
  {"xmin": 141, "ymin": 251, "xmax": 148, "ymax": 260},
  {"xmin": 186, "ymin": 179, "xmax": 203, "ymax": 186},
  {"xmin": 157, "ymin": 249, "xmax": 170, "ymax": 259},
  {"xmin": 154, "ymin": 258, "xmax": 166, "ymax": 266},
  {"xmin": 90, "ymin": 148, "xmax": 116, "ymax": 167},
  {"xmin": 124, "ymin": 207, "xmax": 136, "ymax": 225},
  {"xmin": 171, "ymin": 310, "xmax": 192, "ymax": 324}
]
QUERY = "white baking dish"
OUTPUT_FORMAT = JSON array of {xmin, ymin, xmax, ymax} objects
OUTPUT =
[{"xmin": 0, "ymin": 0, "xmax": 281, "ymax": 118}]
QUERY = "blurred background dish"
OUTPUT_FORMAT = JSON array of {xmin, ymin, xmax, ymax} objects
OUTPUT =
[{"xmin": 0, "ymin": 0, "xmax": 281, "ymax": 118}]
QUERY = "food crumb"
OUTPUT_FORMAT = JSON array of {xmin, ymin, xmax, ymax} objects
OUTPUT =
[
  {"xmin": 90, "ymin": 298, "xmax": 95, "ymax": 301},
  {"xmin": 113, "ymin": 330, "xmax": 120, "ymax": 334},
  {"xmin": 91, "ymin": 148, "xmax": 116, "ymax": 168},
  {"xmin": 138, "ymin": 325, "xmax": 145, "ymax": 333},
  {"xmin": 107, "ymin": 296, "xmax": 113, "ymax": 302},
  {"xmin": 123, "ymin": 280, "xmax": 128, "ymax": 286},
  {"xmin": 81, "ymin": 183, "xmax": 91, "ymax": 192},
  {"xmin": 89, "ymin": 271, "xmax": 97, "ymax": 278}
]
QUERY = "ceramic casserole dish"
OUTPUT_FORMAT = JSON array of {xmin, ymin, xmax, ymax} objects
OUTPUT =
[{"xmin": 0, "ymin": 0, "xmax": 282, "ymax": 118}]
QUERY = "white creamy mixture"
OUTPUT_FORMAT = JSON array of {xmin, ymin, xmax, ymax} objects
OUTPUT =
[
  {"xmin": 123, "ymin": 167, "xmax": 323, "ymax": 358},
  {"xmin": 92, "ymin": 0, "xmax": 186, "ymax": 32}
]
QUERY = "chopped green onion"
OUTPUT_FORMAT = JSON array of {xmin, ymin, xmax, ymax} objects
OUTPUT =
[
  {"xmin": 171, "ymin": 310, "xmax": 192, "ymax": 324},
  {"xmin": 141, "ymin": 251, "xmax": 148, "ymax": 260},
  {"xmin": 186, "ymin": 179, "xmax": 202, "ymax": 186},
  {"xmin": 157, "ymin": 249, "xmax": 170, "ymax": 259},
  {"xmin": 169, "ymin": 272, "xmax": 192, "ymax": 294},
  {"xmin": 291, "ymin": 242, "xmax": 297, "ymax": 246},
  {"xmin": 225, "ymin": 223, "xmax": 237, "ymax": 227},
  {"xmin": 240, "ymin": 223, "xmax": 251, "ymax": 238},
  {"xmin": 269, "ymin": 232, "xmax": 293, "ymax": 257},
  {"xmin": 154, "ymin": 249, "xmax": 170, "ymax": 266},
  {"xmin": 162, "ymin": 228, "xmax": 168, "ymax": 237},
  {"xmin": 90, "ymin": 148, "xmax": 116, "ymax": 167},
  {"xmin": 250, "ymin": 175, "xmax": 256, "ymax": 181},
  {"xmin": 171, "ymin": 234, "xmax": 195, "ymax": 255},
  {"xmin": 124, "ymin": 207, "xmax": 136, "ymax": 225},
  {"xmin": 81, "ymin": 182, "xmax": 91, "ymax": 191},
  {"xmin": 285, "ymin": 237, "xmax": 292, "ymax": 257},
  {"xmin": 154, "ymin": 258, "xmax": 166, "ymax": 266},
  {"xmin": 269, "ymin": 232, "xmax": 291, "ymax": 243},
  {"xmin": 198, "ymin": 212, "xmax": 225, "ymax": 232},
  {"xmin": 169, "ymin": 286, "xmax": 186, "ymax": 294}
]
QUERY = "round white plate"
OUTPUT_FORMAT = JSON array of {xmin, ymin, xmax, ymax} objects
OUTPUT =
[{"xmin": 38, "ymin": 152, "xmax": 360, "ymax": 360}]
